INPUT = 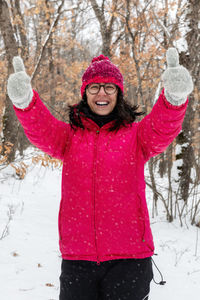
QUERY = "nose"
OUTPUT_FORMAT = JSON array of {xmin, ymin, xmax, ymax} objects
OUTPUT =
[{"xmin": 98, "ymin": 86, "xmax": 106, "ymax": 95}]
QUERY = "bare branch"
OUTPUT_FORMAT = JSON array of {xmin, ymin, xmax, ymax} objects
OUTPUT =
[
  {"xmin": 31, "ymin": 0, "xmax": 71, "ymax": 82},
  {"xmin": 151, "ymin": 7, "xmax": 171, "ymax": 41}
]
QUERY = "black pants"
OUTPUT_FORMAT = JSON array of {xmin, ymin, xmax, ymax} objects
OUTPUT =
[{"xmin": 59, "ymin": 257, "xmax": 153, "ymax": 300}]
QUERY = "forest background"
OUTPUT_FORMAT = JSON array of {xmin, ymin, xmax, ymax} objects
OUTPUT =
[{"xmin": 0, "ymin": 0, "xmax": 200, "ymax": 228}]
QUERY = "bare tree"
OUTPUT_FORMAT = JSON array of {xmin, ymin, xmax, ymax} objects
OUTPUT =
[
  {"xmin": 176, "ymin": 0, "xmax": 200, "ymax": 214},
  {"xmin": 89, "ymin": 0, "xmax": 119, "ymax": 57},
  {"xmin": 10, "ymin": 0, "xmax": 29, "ymax": 60},
  {"xmin": 0, "ymin": 0, "xmax": 66, "ymax": 162},
  {"xmin": 0, "ymin": 0, "xmax": 28, "ymax": 162}
]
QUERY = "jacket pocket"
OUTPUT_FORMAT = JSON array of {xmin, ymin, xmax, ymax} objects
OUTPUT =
[{"xmin": 137, "ymin": 193, "xmax": 154, "ymax": 252}]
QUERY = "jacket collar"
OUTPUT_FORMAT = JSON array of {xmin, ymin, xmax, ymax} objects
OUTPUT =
[
  {"xmin": 81, "ymin": 114, "xmax": 116, "ymax": 131},
  {"xmin": 80, "ymin": 102, "xmax": 117, "ymax": 131}
]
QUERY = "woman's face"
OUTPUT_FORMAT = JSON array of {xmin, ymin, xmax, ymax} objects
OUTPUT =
[{"xmin": 86, "ymin": 83, "xmax": 118, "ymax": 115}]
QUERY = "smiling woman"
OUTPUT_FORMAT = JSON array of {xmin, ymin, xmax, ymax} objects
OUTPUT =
[
  {"xmin": 82, "ymin": 55, "xmax": 122, "ymax": 115},
  {"xmin": 7, "ymin": 48, "xmax": 193, "ymax": 300},
  {"xmin": 68, "ymin": 55, "xmax": 144, "ymax": 131}
]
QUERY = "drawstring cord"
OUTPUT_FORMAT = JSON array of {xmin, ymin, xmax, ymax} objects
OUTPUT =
[
  {"xmin": 141, "ymin": 293, "xmax": 150, "ymax": 300},
  {"xmin": 151, "ymin": 256, "xmax": 166, "ymax": 286}
]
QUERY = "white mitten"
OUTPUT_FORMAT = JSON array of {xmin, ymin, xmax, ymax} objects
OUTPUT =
[
  {"xmin": 7, "ymin": 56, "xmax": 33, "ymax": 109},
  {"xmin": 162, "ymin": 48, "xmax": 194, "ymax": 105}
]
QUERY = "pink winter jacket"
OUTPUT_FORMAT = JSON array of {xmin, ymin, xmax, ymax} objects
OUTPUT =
[{"xmin": 14, "ymin": 89, "xmax": 188, "ymax": 263}]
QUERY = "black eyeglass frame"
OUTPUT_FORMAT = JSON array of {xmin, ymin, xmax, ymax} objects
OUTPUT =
[{"xmin": 87, "ymin": 83, "xmax": 118, "ymax": 95}]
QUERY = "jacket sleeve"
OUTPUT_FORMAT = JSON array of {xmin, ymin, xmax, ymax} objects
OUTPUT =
[
  {"xmin": 137, "ymin": 89, "xmax": 188, "ymax": 162},
  {"xmin": 13, "ymin": 90, "xmax": 71, "ymax": 161}
]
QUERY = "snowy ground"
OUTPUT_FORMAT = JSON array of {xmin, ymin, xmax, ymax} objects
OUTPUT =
[{"xmin": 0, "ymin": 156, "xmax": 200, "ymax": 300}]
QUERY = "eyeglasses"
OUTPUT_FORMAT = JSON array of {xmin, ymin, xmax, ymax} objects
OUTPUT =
[{"xmin": 87, "ymin": 83, "xmax": 117, "ymax": 95}]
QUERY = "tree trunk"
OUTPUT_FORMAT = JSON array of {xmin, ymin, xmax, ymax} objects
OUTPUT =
[
  {"xmin": 89, "ymin": 0, "xmax": 117, "ymax": 57},
  {"xmin": 0, "ymin": 0, "xmax": 29, "ymax": 163},
  {"xmin": 176, "ymin": 0, "xmax": 200, "ymax": 204},
  {"xmin": 45, "ymin": 0, "xmax": 56, "ymax": 106},
  {"xmin": 14, "ymin": 0, "xmax": 29, "ymax": 59}
]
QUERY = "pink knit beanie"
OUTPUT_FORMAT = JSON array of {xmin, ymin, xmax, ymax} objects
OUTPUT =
[{"xmin": 81, "ymin": 55, "xmax": 124, "ymax": 97}]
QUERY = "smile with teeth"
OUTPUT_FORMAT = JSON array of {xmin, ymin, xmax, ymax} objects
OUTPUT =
[{"xmin": 95, "ymin": 101, "xmax": 109, "ymax": 106}]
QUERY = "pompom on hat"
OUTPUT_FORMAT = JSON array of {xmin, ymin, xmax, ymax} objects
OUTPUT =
[{"xmin": 81, "ymin": 55, "xmax": 124, "ymax": 97}]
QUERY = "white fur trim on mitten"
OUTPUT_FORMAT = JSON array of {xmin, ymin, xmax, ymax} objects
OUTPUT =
[
  {"xmin": 162, "ymin": 48, "xmax": 194, "ymax": 106},
  {"xmin": 7, "ymin": 56, "xmax": 33, "ymax": 109}
]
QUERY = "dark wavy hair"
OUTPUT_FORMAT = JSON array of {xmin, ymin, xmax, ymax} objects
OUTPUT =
[{"xmin": 69, "ymin": 89, "xmax": 144, "ymax": 132}]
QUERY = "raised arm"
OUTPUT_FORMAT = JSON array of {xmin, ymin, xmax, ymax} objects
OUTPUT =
[
  {"xmin": 137, "ymin": 48, "xmax": 193, "ymax": 161},
  {"xmin": 7, "ymin": 57, "xmax": 71, "ymax": 161}
]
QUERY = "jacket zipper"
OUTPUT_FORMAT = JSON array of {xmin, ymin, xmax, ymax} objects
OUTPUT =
[{"xmin": 93, "ymin": 129, "xmax": 100, "ymax": 264}]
